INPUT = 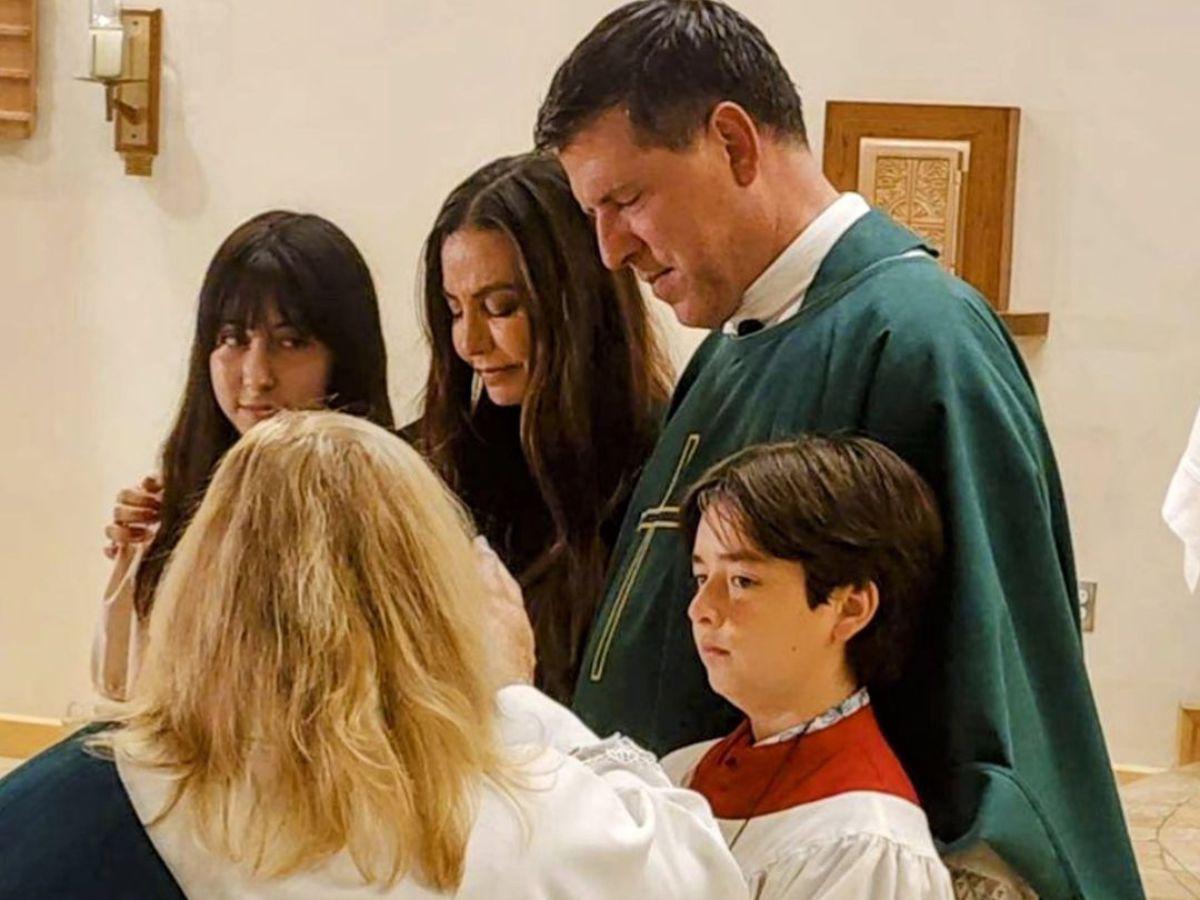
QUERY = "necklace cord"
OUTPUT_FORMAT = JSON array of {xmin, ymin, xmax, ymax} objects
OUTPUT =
[{"xmin": 727, "ymin": 717, "xmax": 816, "ymax": 849}]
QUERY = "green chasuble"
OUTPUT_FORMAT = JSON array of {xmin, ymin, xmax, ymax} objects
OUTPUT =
[{"xmin": 573, "ymin": 211, "xmax": 1142, "ymax": 899}]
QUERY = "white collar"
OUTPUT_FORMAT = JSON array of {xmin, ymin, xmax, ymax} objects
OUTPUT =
[
  {"xmin": 753, "ymin": 686, "xmax": 872, "ymax": 747},
  {"xmin": 724, "ymin": 192, "xmax": 871, "ymax": 337}
]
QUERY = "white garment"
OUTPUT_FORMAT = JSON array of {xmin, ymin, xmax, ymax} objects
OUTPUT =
[
  {"xmin": 724, "ymin": 193, "xmax": 871, "ymax": 336},
  {"xmin": 1163, "ymin": 403, "xmax": 1200, "ymax": 592},
  {"xmin": 117, "ymin": 685, "xmax": 749, "ymax": 900},
  {"xmin": 721, "ymin": 794, "xmax": 955, "ymax": 900},
  {"xmin": 663, "ymin": 742, "xmax": 953, "ymax": 900},
  {"xmin": 91, "ymin": 542, "xmax": 147, "ymax": 701}
]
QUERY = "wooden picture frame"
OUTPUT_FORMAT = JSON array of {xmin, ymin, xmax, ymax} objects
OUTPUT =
[
  {"xmin": 824, "ymin": 101, "xmax": 1047, "ymax": 337},
  {"xmin": 0, "ymin": 0, "xmax": 36, "ymax": 140}
]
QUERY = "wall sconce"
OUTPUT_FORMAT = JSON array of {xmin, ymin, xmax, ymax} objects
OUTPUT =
[{"xmin": 80, "ymin": 1, "xmax": 161, "ymax": 176}]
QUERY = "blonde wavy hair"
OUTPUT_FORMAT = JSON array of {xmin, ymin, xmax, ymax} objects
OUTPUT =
[{"xmin": 97, "ymin": 410, "xmax": 508, "ymax": 890}]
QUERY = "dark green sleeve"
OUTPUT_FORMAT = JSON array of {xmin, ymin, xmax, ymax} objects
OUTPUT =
[{"xmin": 860, "ymin": 296, "xmax": 1142, "ymax": 900}]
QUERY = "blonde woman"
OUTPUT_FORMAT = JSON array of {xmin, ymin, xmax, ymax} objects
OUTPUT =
[{"xmin": 0, "ymin": 411, "xmax": 745, "ymax": 899}]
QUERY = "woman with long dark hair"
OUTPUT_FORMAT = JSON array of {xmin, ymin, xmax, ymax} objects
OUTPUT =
[
  {"xmin": 93, "ymin": 210, "xmax": 394, "ymax": 699},
  {"xmin": 418, "ymin": 153, "xmax": 672, "ymax": 702}
]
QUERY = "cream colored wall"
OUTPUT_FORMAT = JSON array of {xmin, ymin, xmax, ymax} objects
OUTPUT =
[{"xmin": 1, "ymin": 0, "xmax": 1196, "ymax": 766}]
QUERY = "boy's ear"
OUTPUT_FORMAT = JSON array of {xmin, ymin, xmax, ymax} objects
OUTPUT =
[{"xmin": 829, "ymin": 582, "xmax": 879, "ymax": 645}]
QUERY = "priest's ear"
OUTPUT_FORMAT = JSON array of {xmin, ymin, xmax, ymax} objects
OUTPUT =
[
  {"xmin": 828, "ymin": 582, "xmax": 880, "ymax": 647},
  {"xmin": 708, "ymin": 101, "xmax": 761, "ymax": 187}
]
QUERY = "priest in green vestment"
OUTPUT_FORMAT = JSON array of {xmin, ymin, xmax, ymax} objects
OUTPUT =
[{"xmin": 533, "ymin": 2, "xmax": 1143, "ymax": 898}]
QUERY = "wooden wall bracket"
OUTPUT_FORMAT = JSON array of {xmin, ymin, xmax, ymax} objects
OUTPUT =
[{"xmin": 113, "ymin": 8, "xmax": 161, "ymax": 176}]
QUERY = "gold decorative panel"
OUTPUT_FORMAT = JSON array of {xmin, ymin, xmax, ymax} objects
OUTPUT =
[{"xmin": 857, "ymin": 138, "xmax": 970, "ymax": 274}]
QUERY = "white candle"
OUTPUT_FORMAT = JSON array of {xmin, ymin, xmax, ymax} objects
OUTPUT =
[{"xmin": 90, "ymin": 27, "xmax": 124, "ymax": 79}]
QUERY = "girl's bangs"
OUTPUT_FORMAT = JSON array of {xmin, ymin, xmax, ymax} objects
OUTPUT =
[{"xmin": 211, "ymin": 251, "xmax": 320, "ymax": 336}]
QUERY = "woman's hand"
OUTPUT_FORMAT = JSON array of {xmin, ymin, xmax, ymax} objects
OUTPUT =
[
  {"xmin": 104, "ymin": 475, "xmax": 163, "ymax": 559},
  {"xmin": 474, "ymin": 537, "xmax": 536, "ymax": 687}
]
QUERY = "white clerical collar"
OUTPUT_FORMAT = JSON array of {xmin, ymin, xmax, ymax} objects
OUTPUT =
[{"xmin": 724, "ymin": 192, "xmax": 871, "ymax": 337}]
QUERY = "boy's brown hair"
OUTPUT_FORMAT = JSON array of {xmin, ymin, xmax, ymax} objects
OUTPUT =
[{"xmin": 682, "ymin": 434, "xmax": 944, "ymax": 685}]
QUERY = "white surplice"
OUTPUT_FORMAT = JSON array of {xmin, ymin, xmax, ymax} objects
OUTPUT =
[{"xmin": 116, "ymin": 685, "xmax": 748, "ymax": 900}]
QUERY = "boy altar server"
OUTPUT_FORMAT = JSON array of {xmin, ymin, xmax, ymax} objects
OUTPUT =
[{"xmin": 663, "ymin": 436, "xmax": 953, "ymax": 899}]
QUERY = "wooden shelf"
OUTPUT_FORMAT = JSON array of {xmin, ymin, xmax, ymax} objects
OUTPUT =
[
  {"xmin": 1000, "ymin": 311, "xmax": 1049, "ymax": 338},
  {"xmin": 0, "ymin": 1, "xmax": 35, "ymax": 140}
]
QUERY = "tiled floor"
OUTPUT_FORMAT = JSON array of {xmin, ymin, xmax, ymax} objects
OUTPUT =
[{"xmin": 1121, "ymin": 763, "xmax": 1200, "ymax": 899}]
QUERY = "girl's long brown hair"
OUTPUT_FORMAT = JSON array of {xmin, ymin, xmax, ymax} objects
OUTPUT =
[
  {"xmin": 419, "ymin": 154, "xmax": 671, "ymax": 701},
  {"xmin": 135, "ymin": 211, "xmax": 394, "ymax": 617}
]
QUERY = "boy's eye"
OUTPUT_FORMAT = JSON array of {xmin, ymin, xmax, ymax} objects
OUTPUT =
[
  {"xmin": 693, "ymin": 573, "xmax": 708, "ymax": 588},
  {"xmin": 730, "ymin": 575, "xmax": 756, "ymax": 590}
]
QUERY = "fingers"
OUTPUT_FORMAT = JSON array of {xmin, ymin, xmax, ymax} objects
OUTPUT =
[
  {"xmin": 113, "ymin": 504, "xmax": 160, "ymax": 527},
  {"xmin": 105, "ymin": 522, "xmax": 153, "ymax": 546},
  {"xmin": 105, "ymin": 475, "xmax": 163, "ymax": 557},
  {"xmin": 115, "ymin": 486, "xmax": 161, "ymax": 511},
  {"xmin": 113, "ymin": 480, "xmax": 163, "ymax": 530}
]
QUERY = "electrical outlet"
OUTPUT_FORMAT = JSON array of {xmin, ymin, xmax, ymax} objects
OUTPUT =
[{"xmin": 1078, "ymin": 581, "xmax": 1098, "ymax": 632}]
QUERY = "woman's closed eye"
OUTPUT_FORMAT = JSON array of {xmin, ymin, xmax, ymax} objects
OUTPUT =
[{"xmin": 483, "ymin": 294, "xmax": 521, "ymax": 317}]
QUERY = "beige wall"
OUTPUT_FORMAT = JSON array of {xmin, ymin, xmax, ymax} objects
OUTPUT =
[{"xmin": 1, "ymin": 0, "xmax": 1197, "ymax": 766}]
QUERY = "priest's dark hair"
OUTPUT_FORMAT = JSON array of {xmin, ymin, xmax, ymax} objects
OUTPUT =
[
  {"xmin": 417, "ymin": 153, "xmax": 672, "ymax": 702},
  {"xmin": 135, "ymin": 211, "xmax": 394, "ymax": 618},
  {"xmin": 681, "ymin": 435, "xmax": 945, "ymax": 686},
  {"xmin": 535, "ymin": 0, "xmax": 807, "ymax": 152}
]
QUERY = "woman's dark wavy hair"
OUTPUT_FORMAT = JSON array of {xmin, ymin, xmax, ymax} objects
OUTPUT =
[
  {"xmin": 419, "ymin": 153, "xmax": 672, "ymax": 700},
  {"xmin": 134, "ymin": 211, "xmax": 394, "ymax": 617}
]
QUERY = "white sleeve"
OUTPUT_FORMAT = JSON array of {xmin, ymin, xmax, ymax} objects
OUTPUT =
[
  {"xmin": 91, "ymin": 544, "xmax": 146, "ymax": 702},
  {"xmin": 517, "ymin": 739, "xmax": 749, "ymax": 900},
  {"xmin": 660, "ymin": 739, "xmax": 719, "ymax": 787},
  {"xmin": 1163, "ymin": 403, "xmax": 1200, "ymax": 592},
  {"xmin": 495, "ymin": 683, "xmax": 601, "ymax": 752},
  {"xmin": 492, "ymin": 686, "xmax": 748, "ymax": 899},
  {"xmin": 754, "ymin": 835, "xmax": 956, "ymax": 900}
]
